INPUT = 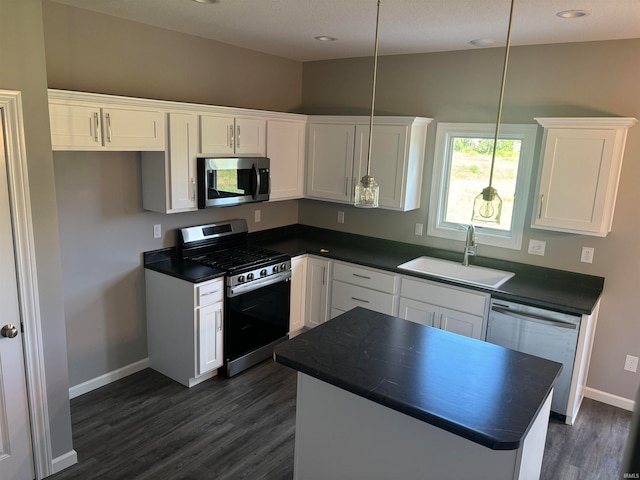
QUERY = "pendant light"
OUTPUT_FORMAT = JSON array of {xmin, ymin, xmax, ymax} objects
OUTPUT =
[
  {"xmin": 354, "ymin": 0, "xmax": 382, "ymax": 208},
  {"xmin": 472, "ymin": 0, "xmax": 516, "ymax": 223}
]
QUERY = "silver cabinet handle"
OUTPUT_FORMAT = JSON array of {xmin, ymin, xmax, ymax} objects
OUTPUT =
[
  {"xmin": 93, "ymin": 112, "xmax": 100, "ymax": 143},
  {"xmin": 105, "ymin": 112, "xmax": 112, "ymax": 142},
  {"xmin": 352, "ymin": 273, "xmax": 371, "ymax": 280},
  {"xmin": 322, "ymin": 266, "xmax": 326, "ymax": 285},
  {"xmin": 216, "ymin": 309, "xmax": 222, "ymax": 332},
  {"xmin": 538, "ymin": 194, "xmax": 544, "ymax": 218},
  {"xmin": 229, "ymin": 125, "xmax": 234, "ymax": 148},
  {"xmin": 200, "ymin": 289, "xmax": 220, "ymax": 297},
  {"xmin": 236, "ymin": 125, "xmax": 241, "ymax": 148},
  {"xmin": 351, "ymin": 297, "xmax": 370, "ymax": 304},
  {"xmin": 191, "ymin": 177, "xmax": 196, "ymax": 202}
]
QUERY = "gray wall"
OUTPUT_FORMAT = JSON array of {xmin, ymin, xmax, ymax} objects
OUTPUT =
[
  {"xmin": 42, "ymin": 1, "xmax": 303, "ymax": 388},
  {"xmin": 299, "ymin": 40, "xmax": 640, "ymax": 402},
  {"xmin": 1, "ymin": 0, "xmax": 73, "ymax": 459}
]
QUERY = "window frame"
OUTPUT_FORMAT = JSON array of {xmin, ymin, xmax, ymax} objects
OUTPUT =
[{"xmin": 427, "ymin": 122, "xmax": 538, "ymax": 250}]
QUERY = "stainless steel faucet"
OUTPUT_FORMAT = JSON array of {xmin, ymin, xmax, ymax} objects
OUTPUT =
[{"xmin": 463, "ymin": 224, "xmax": 477, "ymax": 266}]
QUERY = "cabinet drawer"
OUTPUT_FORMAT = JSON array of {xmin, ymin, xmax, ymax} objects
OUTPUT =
[
  {"xmin": 196, "ymin": 279, "xmax": 224, "ymax": 307},
  {"xmin": 400, "ymin": 277, "xmax": 487, "ymax": 316},
  {"xmin": 331, "ymin": 280, "xmax": 396, "ymax": 315},
  {"xmin": 332, "ymin": 262, "xmax": 397, "ymax": 293}
]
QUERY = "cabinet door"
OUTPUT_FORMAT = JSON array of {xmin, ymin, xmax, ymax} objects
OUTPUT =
[
  {"xmin": 305, "ymin": 257, "xmax": 330, "ymax": 328},
  {"xmin": 290, "ymin": 256, "xmax": 307, "ymax": 333},
  {"xmin": 267, "ymin": 119, "xmax": 306, "ymax": 201},
  {"xmin": 101, "ymin": 107, "xmax": 165, "ymax": 150},
  {"xmin": 354, "ymin": 124, "xmax": 408, "ymax": 210},
  {"xmin": 168, "ymin": 113, "xmax": 198, "ymax": 211},
  {"xmin": 49, "ymin": 103, "xmax": 103, "ymax": 150},
  {"xmin": 533, "ymin": 128, "xmax": 616, "ymax": 235},
  {"xmin": 306, "ymin": 123, "xmax": 355, "ymax": 202},
  {"xmin": 200, "ymin": 114, "xmax": 234, "ymax": 155},
  {"xmin": 197, "ymin": 301, "xmax": 223, "ymax": 375},
  {"xmin": 398, "ymin": 297, "xmax": 438, "ymax": 328},
  {"xmin": 235, "ymin": 117, "xmax": 266, "ymax": 155},
  {"xmin": 439, "ymin": 307, "xmax": 484, "ymax": 340}
]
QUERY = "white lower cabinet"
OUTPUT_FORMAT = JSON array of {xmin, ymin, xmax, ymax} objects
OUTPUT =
[
  {"xmin": 305, "ymin": 256, "xmax": 331, "ymax": 328},
  {"xmin": 330, "ymin": 261, "xmax": 399, "ymax": 319},
  {"xmin": 399, "ymin": 277, "xmax": 488, "ymax": 340},
  {"xmin": 145, "ymin": 270, "xmax": 224, "ymax": 387},
  {"xmin": 289, "ymin": 255, "xmax": 307, "ymax": 334}
]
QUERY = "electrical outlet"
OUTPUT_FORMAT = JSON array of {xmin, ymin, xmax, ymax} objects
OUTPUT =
[
  {"xmin": 581, "ymin": 246, "xmax": 594, "ymax": 264},
  {"xmin": 337, "ymin": 211, "xmax": 345, "ymax": 224},
  {"xmin": 153, "ymin": 224, "xmax": 161, "ymax": 239},
  {"xmin": 625, "ymin": 355, "xmax": 639, "ymax": 373},
  {"xmin": 254, "ymin": 209, "xmax": 261, "ymax": 223},
  {"xmin": 528, "ymin": 239, "xmax": 546, "ymax": 256},
  {"xmin": 414, "ymin": 223, "xmax": 424, "ymax": 236}
]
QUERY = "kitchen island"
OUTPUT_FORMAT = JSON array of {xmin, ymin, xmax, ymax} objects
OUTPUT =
[{"xmin": 274, "ymin": 307, "xmax": 562, "ymax": 480}]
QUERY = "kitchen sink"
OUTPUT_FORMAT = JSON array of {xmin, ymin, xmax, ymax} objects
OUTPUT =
[{"xmin": 397, "ymin": 256, "xmax": 515, "ymax": 288}]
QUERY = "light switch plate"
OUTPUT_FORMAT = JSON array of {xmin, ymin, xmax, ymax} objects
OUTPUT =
[
  {"xmin": 254, "ymin": 209, "xmax": 261, "ymax": 223},
  {"xmin": 153, "ymin": 224, "xmax": 161, "ymax": 239},
  {"xmin": 337, "ymin": 211, "xmax": 345, "ymax": 224},
  {"xmin": 528, "ymin": 239, "xmax": 546, "ymax": 256},
  {"xmin": 414, "ymin": 223, "xmax": 424, "ymax": 236}
]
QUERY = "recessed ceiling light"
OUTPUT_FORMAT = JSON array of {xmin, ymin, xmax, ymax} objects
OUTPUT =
[
  {"xmin": 315, "ymin": 36, "xmax": 338, "ymax": 42},
  {"xmin": 556, "ymin": 10, "xmax": 590, "ymax": 18},
  {"xmin": 192, "ymin": 0, "xmax": 219, "ymax": 4},
  {"xmin": 469, "ymin": 38, "xmax": 496, "ymax": 48}
]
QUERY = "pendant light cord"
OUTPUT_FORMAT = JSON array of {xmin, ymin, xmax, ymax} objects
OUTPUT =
[
  {"xmin": 488, "ymin": 0, "xmax": 515, "ymax": 189},
  {"xmin": 366, "ymin": 0, "xmax": 381, "ymax": 178}
]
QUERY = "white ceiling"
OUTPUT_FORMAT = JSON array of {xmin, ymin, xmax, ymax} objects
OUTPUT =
[{"xmin": 49, "ymin": 0, "xmax": 640, "ymax": 62}]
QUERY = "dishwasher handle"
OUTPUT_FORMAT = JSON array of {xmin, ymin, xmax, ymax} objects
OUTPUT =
[{"xmin": 490, "ymin": 305, "xmax": 578, "ymax": 330}]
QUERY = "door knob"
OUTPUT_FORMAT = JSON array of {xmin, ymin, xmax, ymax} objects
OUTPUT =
[{"xmin": 1, "ymin": 324, "xmax": 18, "ymax": 338}]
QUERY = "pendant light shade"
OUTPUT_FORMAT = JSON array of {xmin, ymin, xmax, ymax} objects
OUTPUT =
[
  {"xmin": 471, "ymin": 0, "xmax": 516, "ymax": 223},
  {"xmin": 355, "ymin": 0, "xmax": 382, "ymax": 208}
]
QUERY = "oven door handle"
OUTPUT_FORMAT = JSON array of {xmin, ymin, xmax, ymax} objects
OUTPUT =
[{"xmin": 228, "ymin": 271, "xmax": 291, "ymax": 297}]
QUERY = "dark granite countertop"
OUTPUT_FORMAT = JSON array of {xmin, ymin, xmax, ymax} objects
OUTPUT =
[
  {"xmin": 274, "ymin": 307, "xmax": 563, "ymax": 450},
  {"xmin": 143, "ymin": 223, "xmax": 604, "ymax": 315},
  {"xmin": 250, "ymin": 224, "xmax": 604, "ymax": 316}
]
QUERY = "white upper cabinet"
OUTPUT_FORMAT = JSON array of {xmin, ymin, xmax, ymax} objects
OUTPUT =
[
  {"xmin": 200, "ymin": 114, "xmax": 266, "ymax": 156},
  {"xmin": 532, "ymin": 117, "xmax": 637, "ymax": 236},
  {"xmin": 49, "ymin": 92, "xmax": 165, "ymax": 151},
  {"xmin": 141, "ymin": 112, "xmax": 199, "ymax": 213},
  {"xmin": 305, "ymin": 116, "xmax": 431, "ymax": 211},
  {"xmin": 267, "ymin": 118, "xmax": 306, "ymax": 201}
]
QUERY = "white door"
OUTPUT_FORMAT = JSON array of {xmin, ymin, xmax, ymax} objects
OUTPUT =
[{"xmin": 0, "ymin": 119, "xmax": 34, "ymax": 480}]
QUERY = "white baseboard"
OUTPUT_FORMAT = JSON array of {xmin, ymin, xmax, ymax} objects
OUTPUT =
[
  {"xmin": 69, "ymin": 358, "xmax": 149, "ymax": 399},
  {"xmin": 52, "ymin": 449, "xmax": 78, "ymax": 474},
  {"xmin": 584, "ymin": 386, "xmax": 636, "ymax": 411}
]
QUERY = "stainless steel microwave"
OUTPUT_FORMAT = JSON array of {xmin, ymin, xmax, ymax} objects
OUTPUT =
[{"xmin": 197, "ymin": 157, "xmax": 270, "ymax": 208}]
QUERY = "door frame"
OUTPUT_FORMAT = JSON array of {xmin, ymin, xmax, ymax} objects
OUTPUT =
[{"xmin": 1, "ymin": 90, "xmax": 54, "ymax": 478}]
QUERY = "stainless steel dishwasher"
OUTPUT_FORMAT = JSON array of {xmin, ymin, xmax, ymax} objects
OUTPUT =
[{"xmin": 486, "ymin": 299, "xmax": 580, "ymax": 419}]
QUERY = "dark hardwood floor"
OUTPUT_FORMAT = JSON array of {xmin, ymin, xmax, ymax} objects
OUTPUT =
[{"xmin": 50, "ymin": 360, "xmax": 632, "ymax": 480}]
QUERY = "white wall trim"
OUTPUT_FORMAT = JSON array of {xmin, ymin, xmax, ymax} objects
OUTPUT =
[
  {"xmin": 584, "ymin": 386, "xmax": 636, "ymax": 411},
  {"xmin": 51, "ymin": 450, "xmax": 78, "ymax": 474},
  {"xmin": 69, "ymin": 358, "xmax": 150, "ymax": 399},
  {"xmin": 0, "ymin": 90, "xmax": 53, "ymax": 479}
]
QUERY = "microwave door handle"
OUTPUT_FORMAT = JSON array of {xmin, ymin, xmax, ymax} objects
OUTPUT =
[{"xmin": 252, "ymin": 163, "xmax": 260, "ymax": 200}]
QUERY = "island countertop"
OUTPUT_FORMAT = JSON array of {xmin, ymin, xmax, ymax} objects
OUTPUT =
[{"xmin": 274, "ymin": 307, "xmax": 562, "ymax": 451}]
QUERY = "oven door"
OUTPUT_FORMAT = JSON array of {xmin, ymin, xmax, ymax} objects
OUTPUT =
[
  {"xmin": 197, "ymin": 157, "xmax": 270, "ymax": 208},
  {"xmin": 224, "ymin": 274, "xmax": 290, "ymax": 376}
]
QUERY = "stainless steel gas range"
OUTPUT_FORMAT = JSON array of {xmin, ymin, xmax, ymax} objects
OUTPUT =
[{"xmin": 178, "ymin": 219, "xmax": 291, "ymax": 377}]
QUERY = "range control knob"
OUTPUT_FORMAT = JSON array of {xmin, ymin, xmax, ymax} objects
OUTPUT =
[
  {"xmin": 247, "ymin": 273, "xmax": 254, "ymax": 281},
  {"xmin": 260, "ymin": 269, "xmax": 268, "ymax": 277},
  {"xmin": 238, "ymin": 275, "xmax": 246, "ymax": 283},
  {"xmin": 272, "ymin": 265, "xmax": 279, "ymax": 273},
  {"xmin": 280, "ymin": 262, "xmax": 288, "ymax": 271}
]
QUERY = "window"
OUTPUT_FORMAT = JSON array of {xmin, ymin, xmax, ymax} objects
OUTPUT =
[{"xmin": 427, "ymin": 123, "xmax": 538, "ymax": 250}]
